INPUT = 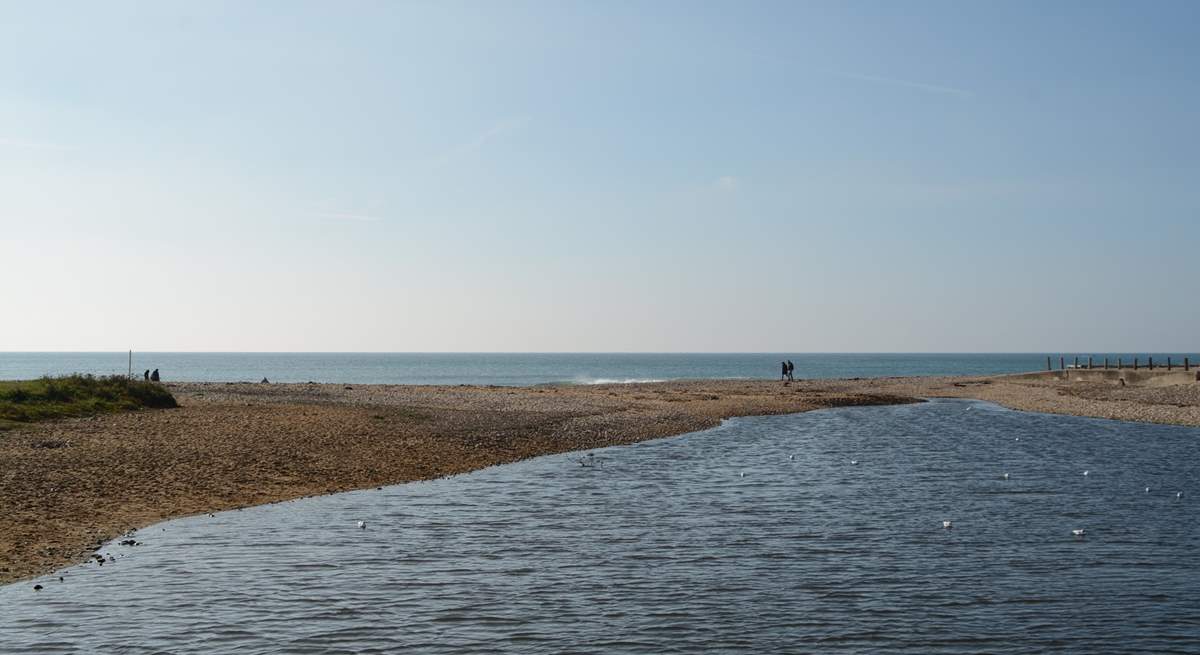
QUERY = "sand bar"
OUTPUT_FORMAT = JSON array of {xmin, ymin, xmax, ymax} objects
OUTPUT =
[{"xmin": 2, "ymin": 374, "xmax": 1197, "ymax": 584}]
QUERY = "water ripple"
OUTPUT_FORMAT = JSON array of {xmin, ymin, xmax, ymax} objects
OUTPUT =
[{"xmin": 3, "ymin": 399, "xmax": 1199, "ymax": 653}]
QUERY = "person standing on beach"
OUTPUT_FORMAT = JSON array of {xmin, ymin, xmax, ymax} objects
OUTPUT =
[
  {"xmin": 150, "ymin": 369, "xmax": 160, "ymax": 382},
  {"xmin": 781, "ymin": 361, "xmax": 788, "ymax": 381},
  {"xmin": 143, "ymin": 370, "xmax": 150, "ymax": 381},
  {"xmin": 787, "ymin": 360, "xmax": 795, "ymax": 382}
]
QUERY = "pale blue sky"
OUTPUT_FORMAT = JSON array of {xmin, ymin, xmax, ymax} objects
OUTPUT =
[{"xmin": 2, "ymin": 1, "xmax": 1197, "ymax": 352}]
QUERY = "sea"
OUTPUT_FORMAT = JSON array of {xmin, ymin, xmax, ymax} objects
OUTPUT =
[
  {"xmin": 3, "ymin": 352, "xmax": 1195, "ymax": 385},
  {"xmin": 4, "ymin": 399, "xmax": 1198, "ymax": 653}
]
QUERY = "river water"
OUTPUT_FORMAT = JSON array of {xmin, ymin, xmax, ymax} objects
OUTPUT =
[{"xmin": 3, "ymin": 400, "xmax": 1198, "ymax": 653}]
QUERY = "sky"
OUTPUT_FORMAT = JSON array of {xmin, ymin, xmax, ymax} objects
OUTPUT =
[{"xmin": 2, "ymin": 0, "xmax": 1197, "ymax": 352}]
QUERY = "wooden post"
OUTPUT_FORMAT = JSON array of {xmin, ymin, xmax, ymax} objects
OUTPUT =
[
  {"xmin": 1149, "ymin": 356, "xmax": 1154, "ymax": 370},
  {"xmin": 1046, "ymin": 356, "xmax": 1052, "ymax": 371},
  {"xmin": 1168, "ymin": 357, "xmax": 1172, "ymax": 371},
  {"xmin": 1104, "ymin": 357, "xmax": 1109, "ymax": 369},
  {"xmin": 1186, "ymin": 357, "xmax": 1191, "ymax": 371},
  {"xmin": 1134, "ymin": 357, "xmax": 1139, "ymax": 370},
  {"xmin": 128, "ymin": 350, "xmax": 132, "ymax": 380},
  {"xmin": 1060, "ymin": 356, "xmax": 1065, "ymax": 370},
  {"xmin": 1118, "ymin": 357, "xmax": 1123, "ymax": 369},
  {"xmin": 1088, "ymin": 356, "xmax": 1093, "ymax": 369},
  {"xmin": 1074, "ymin": 356, "xmax": 1079, "ymax": 369}
]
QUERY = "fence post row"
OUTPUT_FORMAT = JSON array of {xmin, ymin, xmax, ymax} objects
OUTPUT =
[{"xmin": 1049, "ymin": 355, "xmax": 1195, "ymax": 373}]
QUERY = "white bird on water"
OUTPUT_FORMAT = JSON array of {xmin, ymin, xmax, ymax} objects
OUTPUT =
[
  {"xmin": 942, "ymin": 520, "xmax": 953, "ymax": 529},
  {"xmin": 1145, "ymin": 487, "xmax": 1151, "ymax": 493},
  {"xmin": 1177, "ymin": 491, "xmax": 1184, "ymax": 499},
  {"xmin": 357, "ymin": 521, "xmax": 366, "ymax": 530},
  {"xmin": 1072, "ymin": 529, "xmax": 1086, "ymax": 537},
  {"xmin": 740, "ymin": 472, "xmax": 745, "ymax": 478},
  {"xmin": 850, "ymin": 460, "xmax": 859, "ymax": 465},
  {"xmin": 789, "ymin": 454, "xmax": 795, "ymax": 461},
  {"xmin": 1083, "ymin": 470, "xmax": 1090, "ymax": 477},
  {"xmin": 1003, "ymin": 473, "xmax": 1010, "ymax": 480}
]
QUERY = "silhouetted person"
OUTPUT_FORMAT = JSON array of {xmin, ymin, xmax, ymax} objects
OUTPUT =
[
  {"xmin": 787, "ymin": 360, "xmax": 795, "ymax": 381},
  {"xmin": 150, "ymin": 369, "xmax": 160, "ymax": 382},
  {"xmin": 781, "ymin": 361, "xmax": 788, "ymax": 381},
  {"xmin": 143, "ymin": 370, "xmax": 150, "ymax": 381}
]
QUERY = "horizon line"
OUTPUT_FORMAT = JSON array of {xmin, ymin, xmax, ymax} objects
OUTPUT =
[{"xmin": 3, "ymin": 351, "xmax": 1196, "ymax": 356}]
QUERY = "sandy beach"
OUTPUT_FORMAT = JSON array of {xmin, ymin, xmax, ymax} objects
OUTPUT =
[{"xmin": 2, "ymin": 373, "xmax": 1197, "ymax": 584}]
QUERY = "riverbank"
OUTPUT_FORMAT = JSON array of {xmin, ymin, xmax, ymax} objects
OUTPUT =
[{"xmin": 3, "ymin": 374, "xmax": 1197, "ymax": 584}]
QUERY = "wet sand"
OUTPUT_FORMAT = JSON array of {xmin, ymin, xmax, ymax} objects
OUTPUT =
[{"xmin": 2, "ymin": 374, "xmax": 1197, "ymax": 584}]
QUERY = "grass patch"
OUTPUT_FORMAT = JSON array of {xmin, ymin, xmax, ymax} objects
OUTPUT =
[{"xmin": 0, "ymin": 374, "xmax": 178, "ymax": 430}]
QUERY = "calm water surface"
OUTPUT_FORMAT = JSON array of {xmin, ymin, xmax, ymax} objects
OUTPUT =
[
  {"xmin": 6, "ymin": 352, "xmax": 1195, "ymax": 385},
  {"xmin": 3, "ymin": 400, "xmax": 1199, "ymax": 653}
]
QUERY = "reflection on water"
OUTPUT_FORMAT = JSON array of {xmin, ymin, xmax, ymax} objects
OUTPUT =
[{"xmin": 3, "ymin": 400, "xmax": 1198, "ymax": 654}]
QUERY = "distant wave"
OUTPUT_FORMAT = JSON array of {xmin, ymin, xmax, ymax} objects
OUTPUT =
[
  {"xmin": 536, "ymin": 375, "xmax": 754, "ymax": 387},
  {"xmin": 580, "ymin": 377, "xmax": 667, "ymax": 385}
]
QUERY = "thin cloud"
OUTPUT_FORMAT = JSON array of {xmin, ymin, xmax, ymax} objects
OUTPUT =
[
  {"xmin": 714, "ymin": 175, "xmax": 740, "ymax": 191},
  {"xmin": 430, "ymin": 116, "xmax": 528, "ymax": 169},
  {"xmin": 0, "ymin": 137, "xmax": 74, "ymax": 150},
  {"xmin": 824, "ymin": 70, "xmax": 973, "ymax": 98},
  {"xmin": 317, "ymin": 212, "xmax": 383, "ymax": 222},
  {"xmin": 745, "ymin": 50, "xmax": 973, "ymax": 99}
]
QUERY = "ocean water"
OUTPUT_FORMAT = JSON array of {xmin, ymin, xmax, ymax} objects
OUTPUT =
[
  {"xmin": 3, "ymin": 352, "xmax": 1194, "ymax": 385},
  {"xmin": 3, "ymin": 400, "xmax": 1198, "ymax": 653}
]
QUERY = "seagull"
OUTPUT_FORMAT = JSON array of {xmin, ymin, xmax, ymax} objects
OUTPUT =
[
  {"xmin": 1145, "ymin": 487, "xmax": 1151, "ymax": 493},
  {"xmin": 1072, "ymin": 529, "xmax": 1086, "ymax": 537},
  {"xmin": 942, "ymin": 520, "xmax": 953, "ymax": 529},
  {"xmin": 357, "ymin": 520, "xmax": 366, "ymax": 530},
  {"xmin": 1015, "ymin": 437, "xmax": 1020, "ymax": 442},
  {"xmin": 1083, "ymin": 470, "xmax": 1090, "ymax": 477},
  {"xmin": 850, "ymin": 460, "xmax": 859, "ymax": 465},
  {"xmin": 789, "ymin": 455, "xmax": 795, "ymax": 461},
  {"xmin": 1003, "ymin": 473, "xmax": 1010, "ymax": 480},
  {"xmin": 1177, "ymin": 491, "xmax": 1184, "ymax": 499},
  {"xmin": 739, "ymin": 472, "xmax": 745, "ymax": 478}
]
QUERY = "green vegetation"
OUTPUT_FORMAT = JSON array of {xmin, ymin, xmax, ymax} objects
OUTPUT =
[{"xmin": 0, "ymin": 374, "xmax": 178, "ymax": 431}]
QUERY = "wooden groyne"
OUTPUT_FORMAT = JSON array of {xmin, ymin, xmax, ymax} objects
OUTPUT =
[{"xmin": 1045, "ymin": 355, "xmax": 1193, "ymax": 372}]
